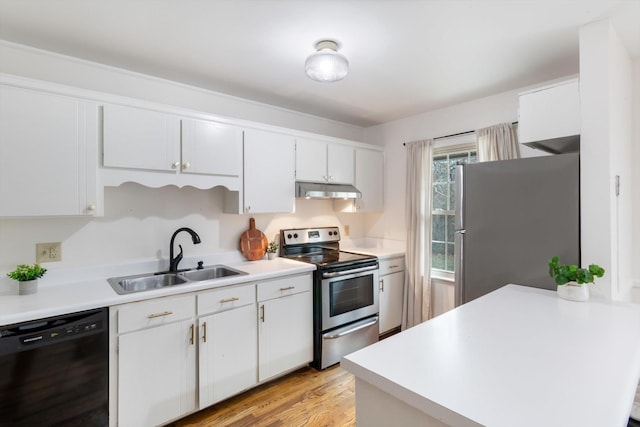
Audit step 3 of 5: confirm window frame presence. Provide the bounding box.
[431,135,476,281]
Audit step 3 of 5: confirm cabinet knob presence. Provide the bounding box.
[171,161,180,169]
[245,205,251,212]
[182,162,190,170]
[328,175,333,181]
[87,204,96,211]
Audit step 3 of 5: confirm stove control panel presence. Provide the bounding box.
[281,227,340,245]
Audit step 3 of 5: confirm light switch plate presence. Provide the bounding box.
[36,242,62,263]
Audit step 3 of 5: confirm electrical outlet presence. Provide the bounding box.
[344,225,350,236]
[36,242,62,263]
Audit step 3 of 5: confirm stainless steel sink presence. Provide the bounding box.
[179,265,246,282]
[108,265,248,295]
[108,273,188,295]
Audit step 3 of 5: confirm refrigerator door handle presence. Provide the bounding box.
[455,164,465,231]
[454,229,465,307]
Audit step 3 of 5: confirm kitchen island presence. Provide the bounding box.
[342,284,640,427]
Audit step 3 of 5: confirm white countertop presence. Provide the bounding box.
[342,284,640,427]
[343,246,405,260]
[0,256,315,326]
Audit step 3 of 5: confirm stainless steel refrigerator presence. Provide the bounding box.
[454,153,580,306]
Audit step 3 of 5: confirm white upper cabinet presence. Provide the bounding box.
[181,118,242,177]
[0,85,100,217]
[354,148,384,212]
[103,103,181,172]
[518,78,580,144]
[296,138,354,184]
[333,147,384,213]
[102,104,243,190]
[242,128,295,214]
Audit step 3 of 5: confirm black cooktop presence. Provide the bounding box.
[284,250,375,268]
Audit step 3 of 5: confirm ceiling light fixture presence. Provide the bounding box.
[305,40,349,83]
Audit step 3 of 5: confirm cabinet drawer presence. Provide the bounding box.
[198,283,256,315]
[117,294,196,334]
[379,257,405,276]
[257,274,312,302]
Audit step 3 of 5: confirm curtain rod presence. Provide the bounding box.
[403,121,518,146]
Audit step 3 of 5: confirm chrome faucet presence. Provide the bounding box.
[169,227,201,272]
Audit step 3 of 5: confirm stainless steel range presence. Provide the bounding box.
[280,227,379,370]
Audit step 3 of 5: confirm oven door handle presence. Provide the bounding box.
[321,265,378,279]
[324,316,379,339]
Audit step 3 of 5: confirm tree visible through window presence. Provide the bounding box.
[432,149,476,272]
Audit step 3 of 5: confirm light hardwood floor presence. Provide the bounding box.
[170,365,355,427]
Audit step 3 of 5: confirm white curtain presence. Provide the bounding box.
[402,139,433,329]
[476,123,521,162]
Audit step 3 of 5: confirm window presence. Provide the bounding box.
[431,146,476,273]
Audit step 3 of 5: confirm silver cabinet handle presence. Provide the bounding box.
[389,265,400,269]
[147,311,173,319]
[260,305,265,322]
[220,297,239,303]
[379,278,384,292]
[280,286,295,291]
[171,161,180,169]
[189,323,194,345]
[182,162,190,170]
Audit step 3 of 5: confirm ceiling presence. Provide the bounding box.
[0,1,638,127]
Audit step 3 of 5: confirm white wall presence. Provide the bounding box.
[0,42,370,276]
[579,19,635,301]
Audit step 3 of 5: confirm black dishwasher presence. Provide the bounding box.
[0,308,109,426]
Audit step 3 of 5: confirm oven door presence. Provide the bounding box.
[321,265,379,331]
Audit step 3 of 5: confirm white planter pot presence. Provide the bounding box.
[267,252,277,260]
[19,279,38,295]
[557,282,589,302]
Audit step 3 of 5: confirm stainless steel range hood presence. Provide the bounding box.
[296,182,362,199]
[522,135,580,155]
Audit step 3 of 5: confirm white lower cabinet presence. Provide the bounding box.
[257,274,313,382]
[379,256,405,335]
[197,283,257,407]
[112,273,313,426]
[116,294,197,427]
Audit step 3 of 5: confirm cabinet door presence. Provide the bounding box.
[518,79,580,143]
[355,148,384,212]
[379,271,404,334]
[243,129,295,214]
[181,119,242,177]
[199,304,258,408]
[0,85,98,216]
[327,143,354,184]
[103,103,180,171]
[258,291,313,382]
[118,320,196,427]
[295,137,327,182]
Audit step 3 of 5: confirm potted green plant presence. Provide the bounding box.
[266,240,278,260]
[7,263,47,295]
[548,256,604,301]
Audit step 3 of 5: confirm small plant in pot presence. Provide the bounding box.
[548,256,604,302]
[266,241,279,260]
[7,263,47,295]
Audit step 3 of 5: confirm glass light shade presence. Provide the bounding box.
[305,50,349,82]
